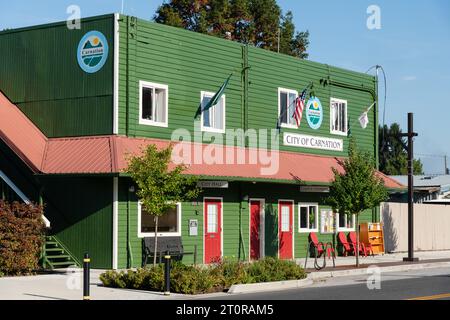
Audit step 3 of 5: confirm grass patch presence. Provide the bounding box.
[100,257,306,295]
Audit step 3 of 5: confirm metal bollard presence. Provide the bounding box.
[164,253,171,296]
[83,253,90,300]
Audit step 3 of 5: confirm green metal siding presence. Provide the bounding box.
[118,178,376,268]
[118,16,243,140]
[118,16,377,158]
[38,177,113,269]
[247,47,377,156]
[0,15,115,137]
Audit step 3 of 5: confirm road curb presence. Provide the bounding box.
[227,262,450,295]
[309,261,450,280]
[228,278,313,294]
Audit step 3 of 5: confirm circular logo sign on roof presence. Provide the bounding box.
[77,31,109,73]
[306,96,323,130]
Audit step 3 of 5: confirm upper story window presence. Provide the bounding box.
[330,98,347,135]
[201,91,226,133]
[298,203,319,233]
[139,81,168,127]
[278,88,298,128]
[138,202,181,238]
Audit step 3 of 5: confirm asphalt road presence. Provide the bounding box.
[194,268,450,300]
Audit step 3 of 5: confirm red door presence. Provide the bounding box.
[204,199,222,264]
[278,201,293,259]
[250,200,262,260]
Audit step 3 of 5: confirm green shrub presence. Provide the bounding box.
[0,201,46,276]
[100,257,306,295]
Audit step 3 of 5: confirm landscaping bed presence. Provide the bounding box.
[100,257,307,295]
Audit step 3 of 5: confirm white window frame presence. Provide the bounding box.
[336,212,356,232]
[298,203,319,233]
[330,98,348,136]
[139,80,169,128]
[137,202,181,238]
[278,88,299,129]
[200,91,226,133]
[320,209,336,234]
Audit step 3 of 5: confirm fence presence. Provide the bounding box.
[381,202,450,252]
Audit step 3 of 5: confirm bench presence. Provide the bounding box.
[142,237,197,267]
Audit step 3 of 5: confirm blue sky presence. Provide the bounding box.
[1,0,449,174]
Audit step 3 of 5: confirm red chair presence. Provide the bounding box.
[309,232,335,259]
[349,232,373,257]
[338,232,355,256]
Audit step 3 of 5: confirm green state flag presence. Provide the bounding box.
[195,73,232,118]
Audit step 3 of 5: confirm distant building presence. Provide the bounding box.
[389,175,450,203]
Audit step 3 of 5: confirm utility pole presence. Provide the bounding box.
[277,28,281,53]
[445,155,449,175]
[401,113,419,262]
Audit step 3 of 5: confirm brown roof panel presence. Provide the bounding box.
[0,92,47,172]
[43,136,113,174]
[0,91,404,189]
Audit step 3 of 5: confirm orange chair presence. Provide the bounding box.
[349,232,373,257]
[309,232,335,259]
[338,232,355,256]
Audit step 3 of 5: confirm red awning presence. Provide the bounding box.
[0,91,404,189]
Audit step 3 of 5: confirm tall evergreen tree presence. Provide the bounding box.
[154,0,310,59]
[379,123,424,175]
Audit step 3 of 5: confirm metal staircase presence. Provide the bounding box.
[41,236,80,270]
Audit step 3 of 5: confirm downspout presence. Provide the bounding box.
[238,182,247,261]
[125,16,130,137]
[374,70,380,222]
[127,182,134,268]
[322,73,379,223]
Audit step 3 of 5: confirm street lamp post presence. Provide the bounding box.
[401,113,419,262]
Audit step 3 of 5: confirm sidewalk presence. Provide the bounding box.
[298,250,450,272]
[1,251,450,300]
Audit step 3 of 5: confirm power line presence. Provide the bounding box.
[415,153,448,159]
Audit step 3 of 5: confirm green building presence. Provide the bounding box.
[0,14,403,269]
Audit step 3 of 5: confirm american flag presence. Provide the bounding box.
[293,88,307,126]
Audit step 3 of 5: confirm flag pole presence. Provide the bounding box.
[276,82,313,131]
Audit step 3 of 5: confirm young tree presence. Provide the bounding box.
[126,144,201,266]
[327,140,388,267]
[154,0,310,59]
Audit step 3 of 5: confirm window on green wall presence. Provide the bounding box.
[337,212,356,231]
[137,202,181,238]
[139,81,168,127]
[320,209,335,234]
[201,91,226,133]
[278,88,298,128]
[330,98,348,136]
[298,203,319,233]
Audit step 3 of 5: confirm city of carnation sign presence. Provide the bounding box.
[283,133,343,152]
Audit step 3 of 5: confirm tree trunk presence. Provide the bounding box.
[355,214,360,267]
[153,216,159,267]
